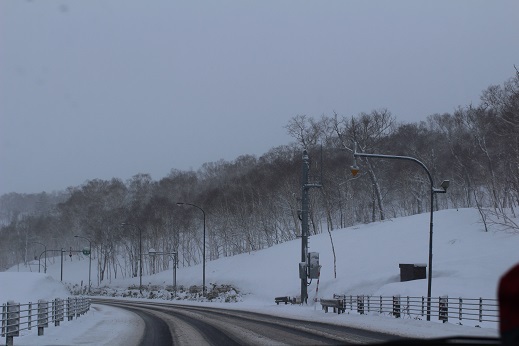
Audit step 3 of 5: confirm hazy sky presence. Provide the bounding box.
[1,1,518,196]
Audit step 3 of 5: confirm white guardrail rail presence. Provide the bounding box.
[1,297,90,346]
[320,294,499,324]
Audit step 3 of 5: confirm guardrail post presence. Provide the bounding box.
[379,296,383,314]
[28,302,32,331]
[439,295,448,323]
[421,296,425,317]
[84,297,89,314]
[80,297,84,315]
[6,301,20,346]
[54,299,61,326]
[52,299,56,326]
[392,295,401,318]
[38,299,48,336]
[357,295,364,315]
[458,298,463,321]
[2,303,5,338]
[58,298,64,323]
[66,298,70,321]
[479,297,483,322]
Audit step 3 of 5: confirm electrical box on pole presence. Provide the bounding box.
[308,252,320,279]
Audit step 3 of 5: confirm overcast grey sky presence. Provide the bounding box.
[1,0,518,196]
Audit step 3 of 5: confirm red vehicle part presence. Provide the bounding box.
[499,263,519,345]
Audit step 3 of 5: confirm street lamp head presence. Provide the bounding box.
[433,180,450,194]
[176,202,184,206]
[350,164,360,177]
[350,149,360,177]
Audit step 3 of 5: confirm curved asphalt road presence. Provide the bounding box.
[110,303,173,345]
[93,298,403,345]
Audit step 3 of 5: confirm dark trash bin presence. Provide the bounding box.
[399,263,426,282]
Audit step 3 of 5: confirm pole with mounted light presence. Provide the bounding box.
[351,141,449,321]
[36,249,63,277]
[148,248,178,297]
[176,202,206,297]
[121,223,143,293]
[74,235,92,294]
[30,241,46,273]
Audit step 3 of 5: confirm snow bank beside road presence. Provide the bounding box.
[0,272,70,302]
[14,304,144,346]
[0,272,144,346]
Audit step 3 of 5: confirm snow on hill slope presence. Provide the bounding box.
[6,208,518,303]
[135,208,517,302]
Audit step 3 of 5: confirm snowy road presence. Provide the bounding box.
[10,297,500,345]
[94,298,402,345]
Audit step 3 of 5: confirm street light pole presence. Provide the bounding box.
[38,250,46,273]
[121,223,143,293]
[351,142,448,321]
[61,248,64,282]
[74,235,92,294]
[38,249,63,275]
[177,202,206,296]
[30,242,46,273]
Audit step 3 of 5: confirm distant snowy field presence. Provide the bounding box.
[2,208,517,344]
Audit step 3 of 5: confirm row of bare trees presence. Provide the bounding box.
[1,70,517,284]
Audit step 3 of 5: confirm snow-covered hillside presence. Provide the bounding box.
[61,208,514,301]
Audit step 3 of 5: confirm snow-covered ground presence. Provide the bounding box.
[2,208,518,344]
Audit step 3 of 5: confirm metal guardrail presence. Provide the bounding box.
[321,295,499,324]
[320,294,347,314]
[1,297,90,346]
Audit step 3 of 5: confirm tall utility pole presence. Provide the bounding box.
[300,150,321,303]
